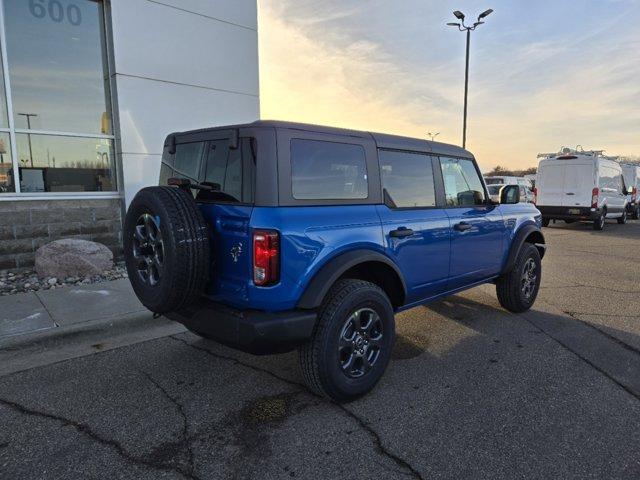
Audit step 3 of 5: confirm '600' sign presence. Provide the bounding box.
[29,0,82,26]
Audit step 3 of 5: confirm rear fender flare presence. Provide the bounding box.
[297,249,406,309]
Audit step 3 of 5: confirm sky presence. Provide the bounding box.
[258,0,640,171]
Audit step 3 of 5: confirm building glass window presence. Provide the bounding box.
[0,0,115,195]
[16,134,114,192]
[0,132,13,192]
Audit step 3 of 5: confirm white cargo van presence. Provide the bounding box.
[621,164,640,219]
[535,148,629,230]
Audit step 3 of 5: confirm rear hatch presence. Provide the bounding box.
[159,133,255,304]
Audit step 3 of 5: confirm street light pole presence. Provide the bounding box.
[447,9,493,149]
[18,112,38,168]
[462,28,470,149]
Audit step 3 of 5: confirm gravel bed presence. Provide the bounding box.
[0,263,128,296]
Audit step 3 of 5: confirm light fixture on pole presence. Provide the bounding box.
[427,132,440,142]
[447,9,493,149]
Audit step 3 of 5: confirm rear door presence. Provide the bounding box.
[536,163,565,206]
[159,131,256,303]
[561,161,595,207]
[376,150,450,302]
[198,136,255,302]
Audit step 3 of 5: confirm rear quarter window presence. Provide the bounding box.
[290,139,368,200]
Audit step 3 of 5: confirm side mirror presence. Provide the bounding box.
[500,185,520,204]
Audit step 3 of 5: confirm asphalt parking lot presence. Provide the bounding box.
[1,219,639,479]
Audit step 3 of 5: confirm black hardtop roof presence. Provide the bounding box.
[168,120,474,159]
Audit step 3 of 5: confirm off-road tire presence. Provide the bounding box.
[496,243,542,313]
[617,210,627,224]
[633,206,640,220]
[124,186,210,314]
[299,279,395,403]
[593,210,606,231]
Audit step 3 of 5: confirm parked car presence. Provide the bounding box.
[524,173,537,190]
[535,148,629,230]
[487,183,533,203]
[124,121,546,402]
[487,184,504,203]
[621,163,640,219]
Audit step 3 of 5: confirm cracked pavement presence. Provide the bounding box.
[1,220,640,479]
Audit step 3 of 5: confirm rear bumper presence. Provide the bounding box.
[537,206,600,221]
[166,299,317,355]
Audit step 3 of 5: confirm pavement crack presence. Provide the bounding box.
[0,396,201,480]
[562,311,640,357]
[519,316,640,402]
[170,335,425,479]
[140,371,198,479]
[336,405,425,479]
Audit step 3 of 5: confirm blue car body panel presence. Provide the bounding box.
[198,200,541,313]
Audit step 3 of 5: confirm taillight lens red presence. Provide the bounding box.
[591,187,599,209]
[633,187,637,202]
[253,230,279,286]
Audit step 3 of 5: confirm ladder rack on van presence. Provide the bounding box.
[537,147,605,159]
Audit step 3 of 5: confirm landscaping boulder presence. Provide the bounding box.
[35,239,114,278]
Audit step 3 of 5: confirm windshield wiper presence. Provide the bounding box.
[168,177,221,192]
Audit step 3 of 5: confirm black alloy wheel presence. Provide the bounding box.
[132,213,165,286]
[338,308,384,378]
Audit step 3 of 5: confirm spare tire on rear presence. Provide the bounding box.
[124,186,210,314]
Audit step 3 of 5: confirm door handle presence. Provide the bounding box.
[454,222,472,232]
[389,227,414,238]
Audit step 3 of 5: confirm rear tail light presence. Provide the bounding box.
[253,230,279,286]
[591,187,599,209]
[532,187,537,205]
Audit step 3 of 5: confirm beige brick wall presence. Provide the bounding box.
[0,199,123,271]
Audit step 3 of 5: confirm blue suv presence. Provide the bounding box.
[124,121,546,402]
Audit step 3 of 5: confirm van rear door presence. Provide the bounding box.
[537,163,565,206]
[561,161,595,207]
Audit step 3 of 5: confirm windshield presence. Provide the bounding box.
[485,178,505,185]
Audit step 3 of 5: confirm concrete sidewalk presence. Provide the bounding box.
[0,278,146,338]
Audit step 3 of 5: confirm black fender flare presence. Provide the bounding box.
[501,224,546,275]
[297,249,407,309]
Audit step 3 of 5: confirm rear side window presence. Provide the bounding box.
[439,157,486,206]
[290,139,368,200]
[379,150,435,208]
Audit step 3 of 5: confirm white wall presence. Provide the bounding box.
[109,0,260,205]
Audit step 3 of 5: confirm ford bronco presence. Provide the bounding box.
[124,121,546,402]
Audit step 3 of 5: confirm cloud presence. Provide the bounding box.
[259,0,640,170]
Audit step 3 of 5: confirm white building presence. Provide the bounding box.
[0,0,260,270]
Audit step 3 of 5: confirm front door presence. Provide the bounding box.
[438,156,505,290]
[377,150,450,303]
